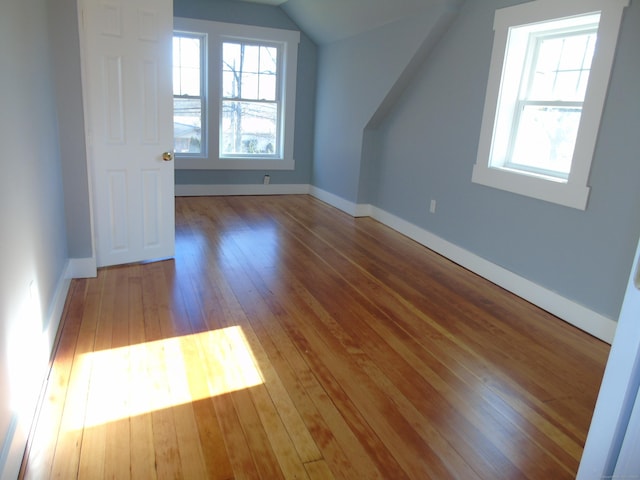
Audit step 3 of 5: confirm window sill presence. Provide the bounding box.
[176,156,295,171]
[472,163,590,210]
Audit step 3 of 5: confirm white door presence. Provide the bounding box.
[79,0,175,267]
[578,235,640,478]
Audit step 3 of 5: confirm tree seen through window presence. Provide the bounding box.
[221,42,280,157]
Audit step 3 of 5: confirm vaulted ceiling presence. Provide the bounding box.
[229,0,452,44]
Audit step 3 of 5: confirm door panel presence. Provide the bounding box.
[142,169,162,247]
[80,0,174,267]
[107,171,129,252]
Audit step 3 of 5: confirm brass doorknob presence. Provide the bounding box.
[162,151,174,162]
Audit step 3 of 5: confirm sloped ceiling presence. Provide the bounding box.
[230,0,450,44]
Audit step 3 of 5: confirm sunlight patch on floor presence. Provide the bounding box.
[67,325,263,430]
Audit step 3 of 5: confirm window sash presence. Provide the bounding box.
[220,99,281,158]
[220,40,282,159]
[505,99,583,180]
[222,41,280,103]
[497,25,597,181]
[173,33,206,156]
[522,28,598,103]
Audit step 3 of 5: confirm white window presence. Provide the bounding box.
[173,18,300,170]
[472,0,628,210]
[173,33,206,156]
[221,41,280,158]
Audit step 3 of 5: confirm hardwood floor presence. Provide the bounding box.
[20,195,609,479]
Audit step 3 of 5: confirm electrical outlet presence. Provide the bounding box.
[429,199,437,214]
[263,174,270,185]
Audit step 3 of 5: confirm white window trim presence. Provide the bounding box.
[472,0,628,210]
[174,17,300,170]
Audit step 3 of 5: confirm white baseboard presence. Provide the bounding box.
[175,183,311,197]
[44,267,72,349]
[65,257,97,279]
[368,206,616,343]
[0,415,20,480]
[0,263,73,480]
[308,186,367,217]
[308,187,616,344]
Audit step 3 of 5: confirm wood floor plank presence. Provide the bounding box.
[156,262,211,480]
[127,268,158,480]
[21,195,610,480]
[76,266,119,479]
[103,268,132,480]
[247,210,494,477]
[174,297,234,479]
[211,270,381,480]
[304,459,336,480]
[185,245,322,474]
[207,222,409,479]
[141,262,184,480]
[49,272,105,480]
[181,203,394,480]
[242,325,322,465]
[278,202,584,476]
[21,280,87,480]
[273,209,580,477]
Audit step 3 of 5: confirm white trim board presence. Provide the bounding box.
[175,184,311,197]
[65,257,97,279]
[0,263,72,480]
[308,186,371,217]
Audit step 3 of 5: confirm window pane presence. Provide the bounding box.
[174,97,202,153]
[529,32,596,102]
[221,101,278,155]
[260,46,277,74]
[174,36,201,96]
[223,71,238,98]
[223,42,241,72]
[173,68,181,96]
[554,71,581,99]
[510,105,582,177]
[259,73,277,101]
[241,72,259,100]
[223,41,279,102]
[558,34,591,70]
[178,68,200,97]
[243,45,260,73]
[179,37,201,69]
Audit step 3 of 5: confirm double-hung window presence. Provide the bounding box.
[173,33,206,155]
[506,24,598,180]
[472,0,628,210]
[221,41,280,158]
[173,18,299,170]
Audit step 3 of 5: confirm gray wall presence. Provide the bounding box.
[312,2,460,203]
[174,0,317,187]
[366,0,640,320]
[50,0,93,259]
[0,0,69,474]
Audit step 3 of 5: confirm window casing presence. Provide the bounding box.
[472,0,628,210]
[173,18,300,170]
